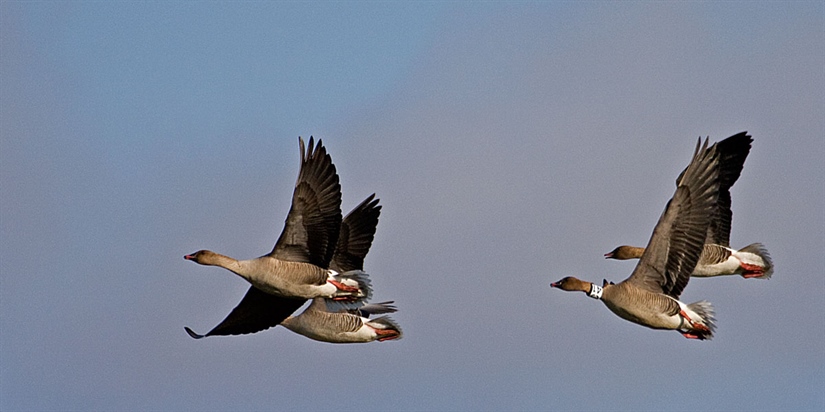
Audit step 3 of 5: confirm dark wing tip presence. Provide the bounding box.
[298,136,306,162]
[362,194,381,214]
[184,326,206,339]
[298,136,324,163]
[354,193,381,212]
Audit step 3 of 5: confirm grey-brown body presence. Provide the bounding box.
[553,136,731,339]
[601,282,682,330]
[188,251,335,297]
[283,195,402,343]
[184,137,372,339]
[606,132,773,279]
[606,242,773,279]
[281,299,402,343]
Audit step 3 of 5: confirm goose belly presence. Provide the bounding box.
[284,322,375,343]
[602,300,681,331]
[692,256,740,277]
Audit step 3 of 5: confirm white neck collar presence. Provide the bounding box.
[588,284,603,299]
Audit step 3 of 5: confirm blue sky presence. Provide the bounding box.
[2,2,823,411]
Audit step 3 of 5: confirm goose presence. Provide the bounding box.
[183,137,371,339]
[281,298,403,343]
[605,132,773,279]
[552,137,728,340]
[281,194,402,343]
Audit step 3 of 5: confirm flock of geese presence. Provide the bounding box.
[184,132,772,343]
[184,137,400,343]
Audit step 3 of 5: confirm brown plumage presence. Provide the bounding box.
[282,195,403,343]
[281,298,402,343]
[552,136,726,339]
[183,137,372,339]
[605,132,773,279]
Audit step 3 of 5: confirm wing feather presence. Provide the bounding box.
[627,138,720,298]
[330,194,381,273]
[706,131,751,245]
[184,287,305,339]
[269,137,342,267]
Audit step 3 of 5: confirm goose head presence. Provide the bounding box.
[604,245,644,260]
[184,250,220,266]
[550,276,590,293]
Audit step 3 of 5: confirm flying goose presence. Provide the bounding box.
[183,137,371,339]
[552,137,728,339]
[281,298,403,343]
[281,194,402,343]
[605,132,773,279]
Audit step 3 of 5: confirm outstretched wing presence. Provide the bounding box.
[184,286,306,339]
[330,194,381,273]
[706,131,751,246]
[269,137,342,268]
[627,138,720,298]
[674,132,751,246]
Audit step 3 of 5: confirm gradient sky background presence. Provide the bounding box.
[2,2,823,411]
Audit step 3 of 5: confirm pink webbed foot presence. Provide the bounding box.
[374,329,400,342]
[679,309,710,332]
[328,279,361,302]
[328,279,359,293]
[377,335,400,342]
[740,262,765,278]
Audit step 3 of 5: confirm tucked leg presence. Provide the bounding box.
[679,309,710,332]
[328,279,359,292]
[740,262,765,278]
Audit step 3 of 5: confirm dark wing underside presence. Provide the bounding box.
[184,286,306,339]
[705,131,751,246]
[330,194,381,273]
[269,136,342,268]
[675,132,752,246]
[627,138,721,298]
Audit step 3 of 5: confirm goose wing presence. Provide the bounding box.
[627,138,720,298]
[674,132,751,246]
[184,287,305,339]
[705,131,751,246]
[269,137,342,268]
[330,194,381,273]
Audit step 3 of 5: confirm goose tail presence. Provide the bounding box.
[683,300,716,340]
[358,301,398,317]
[367,316,403,342]
[327,270,373,310]
[736,243,774,279]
